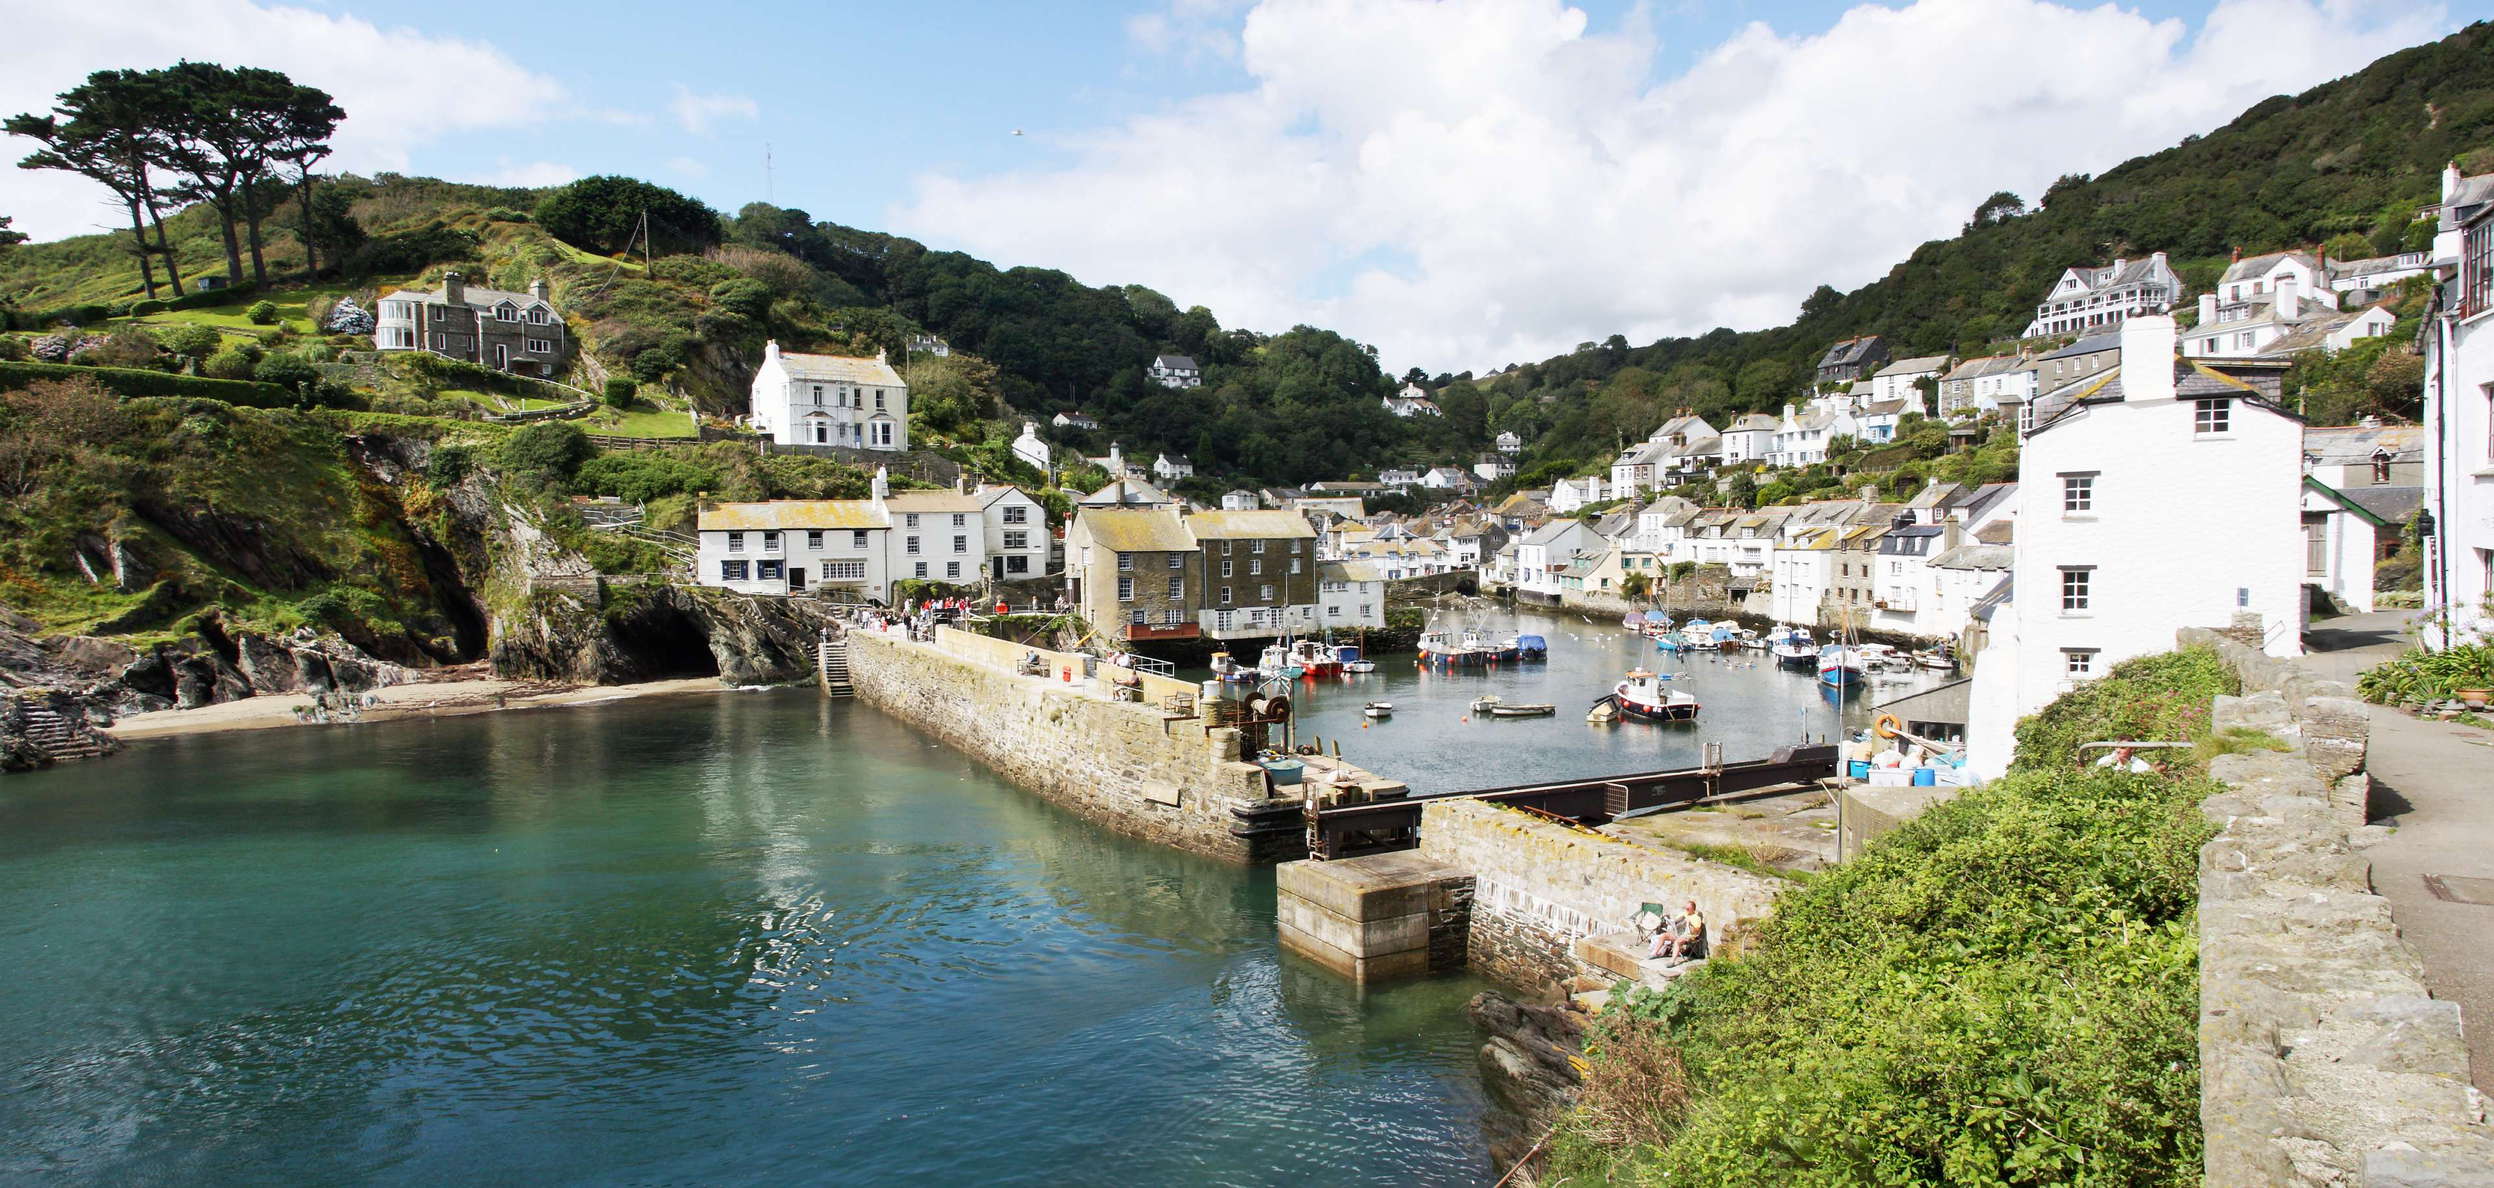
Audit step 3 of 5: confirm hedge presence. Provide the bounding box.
[0,360,295,407]
[2,283,262,331]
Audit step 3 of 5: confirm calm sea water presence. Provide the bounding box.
[1213,608,1942,793]
[0,692,1496,1185]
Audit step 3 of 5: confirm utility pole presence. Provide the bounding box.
[765,142,774,203]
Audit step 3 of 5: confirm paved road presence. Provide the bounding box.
[2305,612,2494,1092]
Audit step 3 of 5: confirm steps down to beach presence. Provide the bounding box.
[817,639,854,698]
[19,704,105,762]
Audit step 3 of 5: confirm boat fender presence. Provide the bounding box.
[1874,713,1904,739]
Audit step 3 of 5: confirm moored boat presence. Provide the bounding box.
[1817,644,1866,693]
[1363,701,1393,718]
[1515,634,1548,661]
[1210,650,1258,683]
[1911,647,1957,671]
[1586,697,1620,724]
[1654,632,1690,654]
[1614,668,1699,722]
[1488,702,1557,718]
[1418,626,1493,668]
[1290,638,1344,678]
[1768,625,1818,671]
[1258,643,1305,680]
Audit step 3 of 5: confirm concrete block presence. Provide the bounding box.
[1275,853,1464,922]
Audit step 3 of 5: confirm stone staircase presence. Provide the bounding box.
[818,638,854,698]
[19,702,106,762]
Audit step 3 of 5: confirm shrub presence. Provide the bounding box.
[576,451,720,503]
[629,345,682,383]
[0,361,292,406]
[245,300,280,326]
[2011,647,2237,771]
[708,277,773,322]
[602,377,636,409]
[73,327,167,370]
[130,299,167,316]
[2358,644,2494,704]
[30,334,73,362]
[425,443,476,487]
[0,336,25,362]
[203,348,257,380]
[252,353,320,392]
[498,421,592,486]
[158,324,222,359]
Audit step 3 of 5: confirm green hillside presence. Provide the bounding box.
[1471,20,2494,474]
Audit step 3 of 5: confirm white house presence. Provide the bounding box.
[2022,251,2180,338]
[2300,477,2416,615]
[1010,421,1050,475]
[2330,251,2433,296]
[1495,430,1523,455]
[1719,413,1777,464]
[1053,410,1099,430]
[1868,356,1947,407]
[1965,316,2304,779]
[1549,475,1607,513]
[1379,469,1423,489]
[1221,489,1260,511]
[2422,163,2494,646]
[1474,453,1517,482]
[1771,403,1858,468]
[2250,304,2400,361]
[748,340,908,450]
[976,483,1051,581]
[1385,382,1442,416]
[1318,560,1387,629]
[1153,453,1194,482]
[908,333,951,357]
[2183,252,2343,359]
[696,471,988,600]
[1149,354,1203,388]
[1513,519,1591,604]
[1938,355,2037,419]
[1421,466,1474,492]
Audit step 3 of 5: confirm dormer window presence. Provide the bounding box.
[496,303,518,322]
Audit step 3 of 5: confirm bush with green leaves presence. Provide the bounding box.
[202,347,258,381]
[424,443,476,488]
[2358,644,2494,704]
[498,421,592,487]
[2011,647,2237,771]
[252,352,319,392]
[245,300,280,326]
[602,377,636,409]
[158,324,222,359]
[0,336,25,362]
[575,451,720,503]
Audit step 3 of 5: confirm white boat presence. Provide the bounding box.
[1363,701,1393,719]
[1345,659,1377,674]
[1613,668,1699,722]
[1856,643,1907,671]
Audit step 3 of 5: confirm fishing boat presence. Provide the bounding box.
[1363,701,1393,719]
[1514,634,1548,661]
[1653,631,1691,654]
[1258,642,1305,680]
[1614,668,1700,722]
[1769,626,1818,671]
[1209,650,1258,683]
[1464,629,1521,663]
[1817,643,1866,693]
[1419,625,1494,668]
[1342,633,1378,673]
[1289,638,1344,678]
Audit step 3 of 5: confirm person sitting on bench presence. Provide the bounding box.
[1649,899,1706,963]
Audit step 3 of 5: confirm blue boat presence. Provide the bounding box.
[1817,644,1866,693]
[1654,631,1690,654]
[1515,634,1547,660]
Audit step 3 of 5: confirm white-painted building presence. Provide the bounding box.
[1549,475,1607,513]
[1868,356,1947,407]
[2422,164,2494,646]
[976,484,1051,581]
[1771,402,1858,468]
[695,471,987,600]
[1474,453,1517,482]
[2183,252,2344,360]
[1938,355,2037,419]
[1966,316,2304,779]
[1317,560,1387,629]
[2330,251,2433,295]
[1152,453,1194,482]
[1053,410,1099,430]
[2022,252,2180,339]
[1149,354,1203,389]
[1719,413,1777,464]
[1010,421,1050,475]
[1495,430,1523,455]
[748,340,908,450]
[1384,382,1442,416]
[1221,489,1260,511]
[1513,519,1592,604]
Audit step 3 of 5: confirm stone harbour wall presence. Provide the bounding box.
[2182,628,2494,1186]
[846,630,1299,863]
[1416,798,1785,995]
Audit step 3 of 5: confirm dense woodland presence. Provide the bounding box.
[3,22,2489,497]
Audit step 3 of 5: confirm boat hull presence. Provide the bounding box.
[1617,698,1699,722]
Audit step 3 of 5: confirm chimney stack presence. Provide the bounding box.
[871,466,890,504]
[2116,315,2178,404]
[2277,273,2299,317]
[2446,161,2465,202]
[528,277,548,302]
[2230,246,2242,263]
[442,271,466,306]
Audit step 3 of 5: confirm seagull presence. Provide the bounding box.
[1011,129,1025,137]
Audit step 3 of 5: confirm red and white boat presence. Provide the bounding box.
[1609,668,1699,723]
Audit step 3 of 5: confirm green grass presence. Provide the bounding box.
[112,285,363,338]
[435,387,569,413]
[582,402,698,438]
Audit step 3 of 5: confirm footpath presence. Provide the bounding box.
[2304,611,2494,1092]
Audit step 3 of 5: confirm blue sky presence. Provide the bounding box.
[0,0,2461,369]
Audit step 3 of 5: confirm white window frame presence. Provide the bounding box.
[2059,566,2092,614]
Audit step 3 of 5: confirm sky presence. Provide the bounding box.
[0,0,2463,373]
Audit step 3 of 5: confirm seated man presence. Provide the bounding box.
[1657,899,1706,965]
[2094,745,2153,774]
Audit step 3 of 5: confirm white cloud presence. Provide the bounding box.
[1126,0,1254,62]
[0,0,566,242]
[897,0,2450,372]
[485,159,580,187]
[664,155,711,180]
[669,84,758,134]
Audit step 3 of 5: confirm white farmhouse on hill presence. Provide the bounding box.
[1148,354,1203,388]
[2022,252,2180,338]
[1010,421,1050,475]
[1966,316,2303,778]
[748,340,908,450]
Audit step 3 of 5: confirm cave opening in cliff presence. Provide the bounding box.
[609,603,719,680]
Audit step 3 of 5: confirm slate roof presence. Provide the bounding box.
[1081,508,1195,552]
[1079,478,1175,507]
[699,500,885,531]
[776,350,904,386]
[1152,354,1200,370]
[1874,355,1950,378]
[1185,510,1317,539]
[1728,413,1779,432]
[2340,485,2422,524]
[1929,544,2013,571]
[2038,332,2123,361]
[1817,336,1884,368]
[1942,355,2027,381]
[383,280,553,313]
[2220,251,2319,285]
[2304,423,2422,464]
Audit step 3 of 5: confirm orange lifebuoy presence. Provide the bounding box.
[1874,713,1904,739]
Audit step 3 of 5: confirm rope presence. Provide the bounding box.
[1491,1122,1559,1188]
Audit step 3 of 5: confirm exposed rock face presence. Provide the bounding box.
[0,607,418,728]
[1469,991,1586,1173]
[488,581,834,685]
[0,687,122,772]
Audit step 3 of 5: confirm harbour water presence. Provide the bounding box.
[1216,607,1950,793]
[0,693,1495,1185]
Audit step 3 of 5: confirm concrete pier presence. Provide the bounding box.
[1275,851,1474,983]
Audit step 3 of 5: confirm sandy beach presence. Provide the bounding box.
[104,676,737,741]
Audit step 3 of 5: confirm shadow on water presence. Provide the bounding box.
[0,691,1496,1186]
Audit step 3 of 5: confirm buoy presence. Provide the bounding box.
[1874,713,1904,739]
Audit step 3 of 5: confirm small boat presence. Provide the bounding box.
[1654,632,1690,654]
[1469,694,1503,714]
[1363,701,1393,719]
[1615,668,1700,722]
[1419,626,1493,668]
[1290,638,1344,678]
[1210,650,1258,683]
[1488,702,1557,718]
[1856,643,1906,672]
[1911,648,1957,671]
[1622,611,1646,630]
[1586,697,1620,724]
[1817,644,1866,693]
[1512,633,1547,660]
[1769,626,1818,671]
[1345,659,1377,674]
[1259,643,1305,681]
